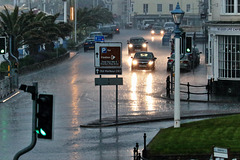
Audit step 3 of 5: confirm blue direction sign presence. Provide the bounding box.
[95,35,105,42]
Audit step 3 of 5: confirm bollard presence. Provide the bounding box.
[142,133,147,158]
[187,82,190,100]
[166,76,170,98]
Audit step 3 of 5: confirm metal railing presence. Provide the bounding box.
[166,75,212,101]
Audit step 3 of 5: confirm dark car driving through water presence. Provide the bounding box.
[131,51,157,71]
[127,37,148,55]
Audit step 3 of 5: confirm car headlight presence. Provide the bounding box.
[132,60,138,65]
[160,30,164,34]
[129,44,133,48]
[142,43,147,48]
[151,30,155,34]
[148,61,154,65]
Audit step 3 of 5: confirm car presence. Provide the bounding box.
[89,31,103,39]
[127,37,148,55]
[167,53,192,72]
[163,22,175,33]
[99,26,114,38]
[111,24,120,34]
[131,51,157,71]
[151,25,164,36]
[83,38,95,52]
[125,22,133,29]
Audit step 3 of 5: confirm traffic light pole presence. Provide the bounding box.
[13,82,38,160]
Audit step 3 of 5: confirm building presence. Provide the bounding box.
[207,0,240,96]
[130,0,203,28]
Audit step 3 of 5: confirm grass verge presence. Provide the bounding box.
[147,114,240,155]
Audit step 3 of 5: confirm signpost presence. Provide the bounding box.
[95,35,105,42]
[94,42,123,123]
[213,146,229,160]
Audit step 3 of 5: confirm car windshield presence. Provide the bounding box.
[134,52,153,59]
[130,38,145,43]
[86,39,94,43]
[100,27,112,31]
[90,32,102,37]
[152,26,162,30]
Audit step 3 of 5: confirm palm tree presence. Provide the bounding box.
[0,6,72,57]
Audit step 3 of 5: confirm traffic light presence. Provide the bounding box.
[186,37,192,53]
[0,37,6,54]
[36,94,53,139]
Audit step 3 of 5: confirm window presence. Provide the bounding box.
[218,36,240,79]
[169,4,173,11]
[186,4,191,12]
[157,4,162,12]
[143,4,148,13]
[226,0,234,13]
[224,0,240,13]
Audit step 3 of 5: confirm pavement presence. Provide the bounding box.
[80,96,240,128]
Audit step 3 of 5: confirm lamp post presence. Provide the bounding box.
[171,2,184,128]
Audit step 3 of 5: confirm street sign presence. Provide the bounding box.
[94,42,122,75]
[213,147,228,159]
[95,78,123,86]
[95,35,104,42]
[95,68,122,75]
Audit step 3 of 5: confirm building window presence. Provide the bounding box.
[218,36,240,79]
[143,4,148,13]
[226,0,234,13]
[224,0,240,13]
[186,4,191,12]
[169,4,173,11]
[157,4,162,12]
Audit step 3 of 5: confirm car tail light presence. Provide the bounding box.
[183,61,189,64]
[168,59,173,62]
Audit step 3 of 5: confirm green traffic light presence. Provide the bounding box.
[0,49,4,54]
[40,128,47,136]
[186,48,191,52]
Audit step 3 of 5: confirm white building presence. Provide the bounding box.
[207,0,240,96]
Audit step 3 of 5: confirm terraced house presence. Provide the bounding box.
[129,0,203,27]
[207,0,240,96]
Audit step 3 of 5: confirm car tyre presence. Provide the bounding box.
[84,48,87,52]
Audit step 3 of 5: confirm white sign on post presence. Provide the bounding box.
[94,42,122,74]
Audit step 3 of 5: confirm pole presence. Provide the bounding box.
[13,82,38,160]
[63,0,67,23]
[116,75,118,123]
[174,24,181,128]
[99,75,102,122]
[74,0,77,43]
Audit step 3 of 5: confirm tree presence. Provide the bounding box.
[76,6,113,40]
[0,6,72,57]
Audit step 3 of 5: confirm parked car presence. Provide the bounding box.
[127,37,148,55]
[131,52,157,71]
[99,26,114,38]
[83,38,95,52]
[151,25,164,36]
[89,31,103,39]
[125,22,133,29]
[167,53,192,71]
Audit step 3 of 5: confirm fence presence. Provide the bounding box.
[0,75,18,100]
[166,75,212,101]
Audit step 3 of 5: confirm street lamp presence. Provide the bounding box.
[171,2,184,128]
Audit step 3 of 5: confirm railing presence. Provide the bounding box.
[166,75,213,101]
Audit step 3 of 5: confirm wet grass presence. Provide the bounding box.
[147,114,240,155]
